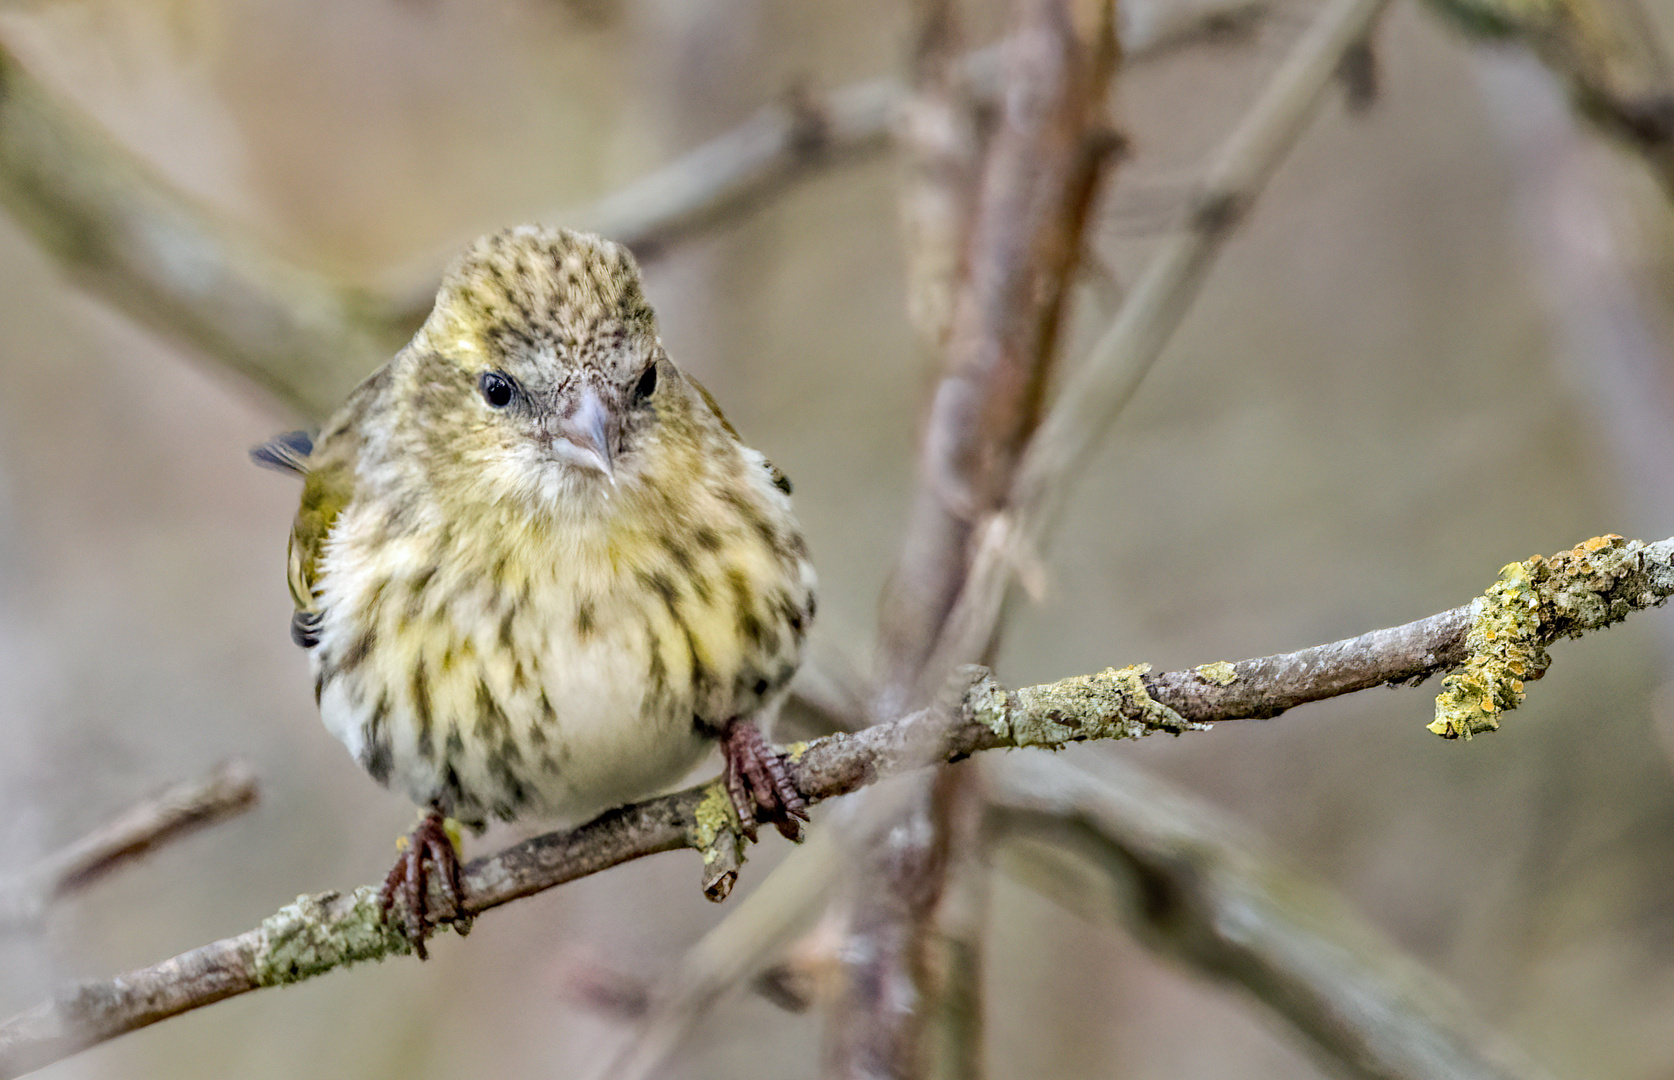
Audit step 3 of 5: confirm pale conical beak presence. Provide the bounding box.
[552,386,617,482]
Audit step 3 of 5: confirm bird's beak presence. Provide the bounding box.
[552,386,617,483]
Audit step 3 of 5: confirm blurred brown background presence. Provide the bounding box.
[2,0,1674,1076]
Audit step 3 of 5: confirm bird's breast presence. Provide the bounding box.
[309,479,812,828]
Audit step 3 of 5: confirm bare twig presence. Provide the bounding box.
[0,761,259,931]
[0,43,403,419]
[5,531,1673,1076]
[990,753,1553,1080]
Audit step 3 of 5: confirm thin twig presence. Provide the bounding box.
[990,753,1553,1080]
[7,531,1667,1078]
[0,761,259,931]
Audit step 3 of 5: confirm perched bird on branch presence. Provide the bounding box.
[255,226,815,956]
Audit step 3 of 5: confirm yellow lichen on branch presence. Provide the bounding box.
[1430,561,1547,739]
[1431,535,1672,739]
[1194,661,1239,686]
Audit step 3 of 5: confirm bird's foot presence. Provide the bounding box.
[379,809,464,960]
[721,719,809,843]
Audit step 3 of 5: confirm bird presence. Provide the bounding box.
[254,225,815,957]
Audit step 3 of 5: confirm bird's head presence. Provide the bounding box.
[386,226,723,523]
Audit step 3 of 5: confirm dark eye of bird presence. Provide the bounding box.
[479,371,516,409]
[632,363,658,404]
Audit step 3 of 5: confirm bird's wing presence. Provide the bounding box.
[686,370,791,494]
[259,372,387,650]
[287,448,356,648]
[687,371,742,440]
[249,430,314,475]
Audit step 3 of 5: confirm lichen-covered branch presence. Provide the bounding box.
[8,532,1668,1076]
[1431,534,1674,737]
[0,761,258,931]
[990,753,1553,1080]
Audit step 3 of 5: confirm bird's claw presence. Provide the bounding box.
[378,809,463,960]
[722,719,809,843]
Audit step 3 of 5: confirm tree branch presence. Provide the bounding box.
[923,0,1397,703]
[5,531,1669,1077]
[0,761,259,932]
[990,753,1553,1080]
[847,0,1122,1071]
[0,43,404,419]
[1422,0,1674,199]
[875,0,1120,714]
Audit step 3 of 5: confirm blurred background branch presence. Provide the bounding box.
[0,41,399,418]
[990,753,1552,1080]
[0,0,1274,427]
[0,760,256,932]
[1422,0,1674,196]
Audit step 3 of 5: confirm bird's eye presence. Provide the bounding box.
[479,371,516,409]
[632,363,658,405]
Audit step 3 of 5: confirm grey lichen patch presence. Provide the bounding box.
[1012,664,1200,748]
[1537,535,1669,635]
[1194,661,1239,686]
[1432,535,1671,739]
[254,887,411,985]
[962,670,1013,738]
[692,781,745,902]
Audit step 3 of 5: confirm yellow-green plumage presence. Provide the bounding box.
[267,226,815,833]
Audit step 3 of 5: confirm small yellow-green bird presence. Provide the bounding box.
[255,226,815,956]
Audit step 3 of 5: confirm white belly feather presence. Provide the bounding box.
[310,498,757,830]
